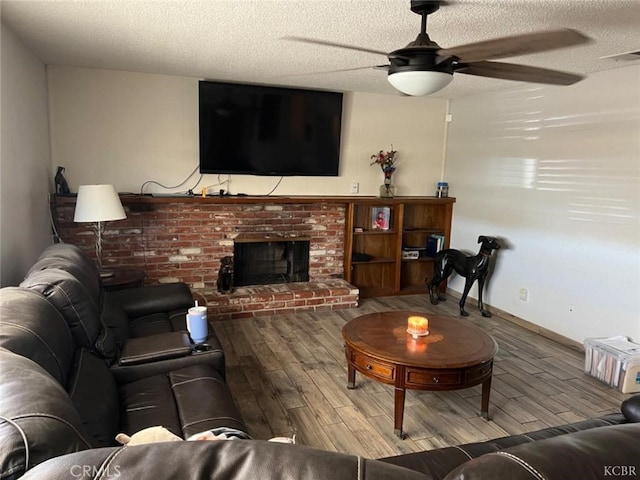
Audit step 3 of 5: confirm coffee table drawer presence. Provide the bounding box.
[405,368,462,387]
[351,352,395,381]
[464,361,493,383]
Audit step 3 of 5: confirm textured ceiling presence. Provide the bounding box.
[2,0,639,99]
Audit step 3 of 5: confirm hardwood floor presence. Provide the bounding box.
[212,294,630,458]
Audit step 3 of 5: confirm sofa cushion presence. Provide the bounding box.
[118,374,183,438]
[118,365,246,440]
[128,312,173,337]
[20,268,100,347]
[128,309,189,338]
[169,365,246,438]
[100,296,131,347]
[0,287,75,385]
[67,348,120,447]
[0,349,93,478]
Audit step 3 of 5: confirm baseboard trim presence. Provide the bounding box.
[446,289,584,352]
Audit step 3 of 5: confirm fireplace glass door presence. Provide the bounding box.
[233,240,310,287]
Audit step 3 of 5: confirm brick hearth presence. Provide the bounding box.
[194,279,358,321]
[53,196,359,317]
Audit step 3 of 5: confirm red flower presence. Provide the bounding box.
[370,146,397,176]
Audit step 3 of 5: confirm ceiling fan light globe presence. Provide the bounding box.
[388,71,453,96]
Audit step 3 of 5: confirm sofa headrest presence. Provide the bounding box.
[18,440,429,480]
[0,287,75,385]
[0,349,92,478]
[442,423,640,480]
[35,243,101,288]
[27,256,101,307]
[20,269,101,349]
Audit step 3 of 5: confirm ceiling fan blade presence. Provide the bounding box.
[283,36,389,57]
[281,65,389,77]
[440,29,591,63]
[456,61,584,86]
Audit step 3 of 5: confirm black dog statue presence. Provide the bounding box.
[54,166,71,195]
[427,235,501,317]
[216,256,234,294]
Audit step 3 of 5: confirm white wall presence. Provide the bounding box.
[0,24,52,286]
[445,65,640,343]
[47,66,448,197]
[21,60,640,344]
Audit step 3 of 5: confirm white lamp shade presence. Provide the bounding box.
[74,184,126,222]
[388,71,453,96]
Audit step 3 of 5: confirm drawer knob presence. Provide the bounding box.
[433,376,440,383]
[366,364,373,370]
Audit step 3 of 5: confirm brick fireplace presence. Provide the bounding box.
[53,196,358,319]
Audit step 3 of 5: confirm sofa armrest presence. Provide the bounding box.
[119,332,192,366]
[622,394,640,422]
[106,283,194,318]
[111,338,226,384]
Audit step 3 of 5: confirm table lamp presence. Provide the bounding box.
[73,184,126,277]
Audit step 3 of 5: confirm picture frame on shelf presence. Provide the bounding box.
[371,207,391,231]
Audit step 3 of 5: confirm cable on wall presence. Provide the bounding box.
[265,176,284,196]
[200,174,231,196]
[139,164,200,195]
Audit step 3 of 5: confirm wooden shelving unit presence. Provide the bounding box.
[344,197,455,298]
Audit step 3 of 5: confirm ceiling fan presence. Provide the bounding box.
[285,0,592,96]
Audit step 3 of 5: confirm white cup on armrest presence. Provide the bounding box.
[187,306,208,344]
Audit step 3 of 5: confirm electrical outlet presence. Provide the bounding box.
[350,182,359,194]
[568,304,576,315]
[518,288,528,302]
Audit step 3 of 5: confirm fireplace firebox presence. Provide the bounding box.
[233,238,310,287]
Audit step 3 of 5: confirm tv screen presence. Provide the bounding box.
[199,81,343,176]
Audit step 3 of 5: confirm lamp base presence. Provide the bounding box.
[100,270,115,279]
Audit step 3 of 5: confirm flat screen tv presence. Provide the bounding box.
[199,80,343,176]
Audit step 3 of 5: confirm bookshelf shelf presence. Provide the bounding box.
[344,197,455,298]
[401,257,435,263]
[352,257,396,265]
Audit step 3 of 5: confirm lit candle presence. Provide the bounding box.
[407,316,429,338]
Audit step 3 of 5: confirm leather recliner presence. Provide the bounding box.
[19,243,226,378]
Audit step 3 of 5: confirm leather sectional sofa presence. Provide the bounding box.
[1,244,639,479]
[1,244,247,478]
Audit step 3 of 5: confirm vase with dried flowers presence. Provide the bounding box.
[370,146,398,198]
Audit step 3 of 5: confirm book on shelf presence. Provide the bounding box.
[425,234,446,257]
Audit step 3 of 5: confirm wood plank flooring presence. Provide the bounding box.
[212,294,631,458]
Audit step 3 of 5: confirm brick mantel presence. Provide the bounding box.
[53,195,347,290]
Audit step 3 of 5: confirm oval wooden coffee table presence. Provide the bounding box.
[342,311,498,439]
